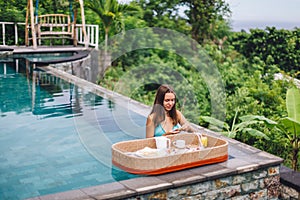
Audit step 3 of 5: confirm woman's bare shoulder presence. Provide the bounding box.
[148,113,154,120]
[176,110,183,117]
[146,113,154,124]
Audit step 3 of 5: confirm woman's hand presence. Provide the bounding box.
[163,129,180,136]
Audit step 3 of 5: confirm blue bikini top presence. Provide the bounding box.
[154,123,181,137]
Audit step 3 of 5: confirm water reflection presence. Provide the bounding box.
[0,58,110,119]
[0,55,146,200]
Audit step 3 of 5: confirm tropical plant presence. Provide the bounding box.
[85,0,140,52]
[244,88,300,171]
[273,87,300,171]
[200,109,271,140]
[202,87,300,171]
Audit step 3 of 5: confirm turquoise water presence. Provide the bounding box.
[0,58,144,200]
[12,52,75,62]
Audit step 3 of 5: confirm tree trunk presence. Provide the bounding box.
[104,28,110,68]
[104,28,109,55]
[292,140,299,171]
[99,28,111,79]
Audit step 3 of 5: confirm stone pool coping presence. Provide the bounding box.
[25,65,284,200]
[8,46,91,66]
[280,166,300,192]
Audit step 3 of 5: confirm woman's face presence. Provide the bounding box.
[163,92,175,111]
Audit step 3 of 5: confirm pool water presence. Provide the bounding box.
[12,52,75,62]
[0,59,145,200]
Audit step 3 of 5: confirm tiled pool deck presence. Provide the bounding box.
[25,64,283,200]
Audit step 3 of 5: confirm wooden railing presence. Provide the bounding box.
[37,14,73,39]
[0,22,20,46]
[0,21,99,49]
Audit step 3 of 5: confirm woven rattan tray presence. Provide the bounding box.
[112,133,228,175]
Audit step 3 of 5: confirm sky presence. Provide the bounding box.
[225,0,300,31]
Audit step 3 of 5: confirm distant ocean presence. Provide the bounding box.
[230,20,299,32]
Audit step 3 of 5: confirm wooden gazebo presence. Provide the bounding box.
[25,0,87,49]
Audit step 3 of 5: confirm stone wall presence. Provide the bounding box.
[280,184,299,200]
[280,166,300,200]
[125,166,283,200]
[49,50,105,83]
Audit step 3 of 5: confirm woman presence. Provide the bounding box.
[146,84,194,138]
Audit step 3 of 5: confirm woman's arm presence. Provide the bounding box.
[177,110,196,132]
[146,115,155,138]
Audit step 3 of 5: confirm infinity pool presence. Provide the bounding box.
[0,57,145,200]
[12,52,74,62]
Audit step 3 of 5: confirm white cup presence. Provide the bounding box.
[155,137,171,149]
[173,140,186,149]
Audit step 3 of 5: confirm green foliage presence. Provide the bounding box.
[85,0,141,53]
[228,27,300,75]
[256,88,300,171]
[137,0,190,34]
[85,0,141,33]
[0,0,27,45]
[136,0,231,44]
[38,0,73,15]
[279,88,300,170]
[201,111,270,140]
[286,88,300,122]
[0,0,27,22]
[201,88,300,171]
[100,49,204,123]
[182,0,231,44]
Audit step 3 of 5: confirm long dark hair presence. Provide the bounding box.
[150,84,178,127]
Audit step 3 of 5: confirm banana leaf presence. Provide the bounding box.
[201,116,230,131]
[243,128,270,140]
[279,117,300,138]
[234,120,263,130]
[286,88,300,122]
[240,115,277,125]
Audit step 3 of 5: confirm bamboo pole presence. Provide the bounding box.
[14,23,18,45]
[2,24,5,45]
[73,5,78,46]
[29,0,37,49]
[25,0,30,46]
[78,0,88,48]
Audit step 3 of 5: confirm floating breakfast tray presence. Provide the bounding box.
[112,133,228,175]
